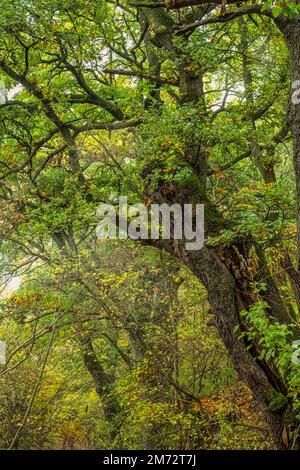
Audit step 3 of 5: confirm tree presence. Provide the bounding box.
[0,0,300,449]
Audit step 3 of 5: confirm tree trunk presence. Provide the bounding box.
[170,239,300,449]
[140,4,300,449]
[282,18,300,270]
[80,336,120,443]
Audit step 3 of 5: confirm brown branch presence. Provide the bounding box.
[72,118,141,134]
[130,0,244,8]
[174,5,273,35]
[103,68,179,86]
[208,149,252,176]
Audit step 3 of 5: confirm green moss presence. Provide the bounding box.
[269,391,288,413]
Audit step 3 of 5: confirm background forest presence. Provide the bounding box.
[0,0,300,450]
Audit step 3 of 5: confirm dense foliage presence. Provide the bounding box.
[0,0,300,450]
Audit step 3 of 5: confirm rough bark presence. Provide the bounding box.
[176,242,295,449]
[139,4,300,449]
[80,335,120,442]
[281,18,300,270]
